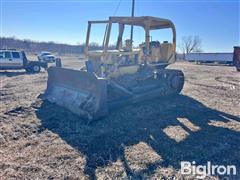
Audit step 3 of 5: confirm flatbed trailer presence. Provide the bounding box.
[186,53,233,65]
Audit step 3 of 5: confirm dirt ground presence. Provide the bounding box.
[0,56,240,179]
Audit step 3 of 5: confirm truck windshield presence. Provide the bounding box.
[42,53,51,56]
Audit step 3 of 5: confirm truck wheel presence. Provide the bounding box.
[32,64,41,73]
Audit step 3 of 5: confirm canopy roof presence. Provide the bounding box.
[86,16,176,53]
[89,16,175,30]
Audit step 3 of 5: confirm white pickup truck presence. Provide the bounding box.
[0,49,47,73]
[37,51,56,63]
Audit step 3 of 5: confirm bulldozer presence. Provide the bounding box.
[44,16,184,120]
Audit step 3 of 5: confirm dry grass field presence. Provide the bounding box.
[0,54,240,179]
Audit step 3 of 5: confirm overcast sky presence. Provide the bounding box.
[1,0,239,52]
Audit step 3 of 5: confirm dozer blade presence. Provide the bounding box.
[44,67,108,120]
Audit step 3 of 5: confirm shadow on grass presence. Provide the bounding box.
[0,71,45,77]
[35,95,240,179]
[0,71,27,77]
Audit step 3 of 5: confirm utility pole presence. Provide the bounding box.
[130,0,135,48]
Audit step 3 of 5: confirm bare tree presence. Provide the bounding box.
[179,36,202,59]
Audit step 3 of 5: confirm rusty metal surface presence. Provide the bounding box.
[45,67,108,120]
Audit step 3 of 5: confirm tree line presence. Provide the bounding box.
[0,37,102,54]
